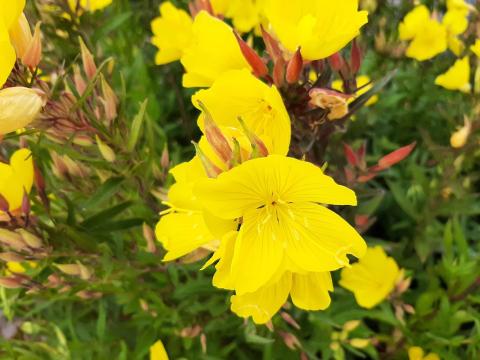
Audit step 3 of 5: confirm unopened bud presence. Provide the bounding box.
[273,57,286,88]
[0,229,28,251]
[76,261,93,280]
[329,52,344,71]
[16,229,43,249]
[22,22,42,69]
[237,117,268,158]
[0,252,25,262]
[143,223,157,254]
[279,331,302,350]
[161,144,170,169]
[280,312,301,330]
[100,75,117,122]
[9,13,33,59]
[55,263,81,276]
[0,87,46,135]
[73,134,93,146]
[198,101,233,164]
[192,142,222,178]
[350,338,370,349]
[73,65,87,95]
[79,37,97,80]
[21,190,30,217]
[261,26,282,62]
[450,117,472,149]
[286,48,303,84]
[95,135,116,162]
[350,40,362,74]
[233,31,268,78]
[0,276,23,289]
[0,194,9,212]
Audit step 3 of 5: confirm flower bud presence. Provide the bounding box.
[0,87,46,135]
[73,65,87,95]
[0,229,28,251]
[16,229,43,249]
[100,75,117,122]
[233,31,268,79]
[0,276,24,289]
[79,37,97,80]
[55,263,81,276]
[329,52,344,71]
[9,13,33,59]
[143,223,157,254]
[21,22,42,69]
[350,40,362,74]
[450,118,472,149]
[77,261,93,280]
[160,144,170,170]
[261,26,282,62]
[198,102,233,164]
[0,252,25,262]
[192,142,222,178]
[95,135,116,163]
[286,48,303,84]
[237,117,269,158]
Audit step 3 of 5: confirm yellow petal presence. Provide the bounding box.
[150,2,193,65]
[264,0,368,61]
[150,340,169,360]
[290,272,333,310]
[155,212,215,261]
[435,57,471,93]
[0,149,33,212]
[398,5,430,40]
[405,20,447,61]
[180,11,251,88]
[1,0,26,30]
[230,208,285,294]
[339,246,400,309]
[0,23,16,87]
[284,203,366,272]
[408,346,425,360]
[230,272,291,324]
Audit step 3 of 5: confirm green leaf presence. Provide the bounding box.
[80,177,124,211]
[80,201,133,229]
[128,99,149,152]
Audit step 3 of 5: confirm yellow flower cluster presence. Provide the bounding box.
[150,1,408,324]
[399,2,479,94]
[151,1,368,86]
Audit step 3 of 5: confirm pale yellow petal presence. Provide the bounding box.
[290,272,333,310]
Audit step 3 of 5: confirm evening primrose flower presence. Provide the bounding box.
[150,339,169,360]
[0,87,46,135]
[0,149,34,212]
[339,246,400,309]
[195,155,366,295]
[151,2,193,65]
[399,6,447,61]
[408,346,440,360]
[192,69,291,155]
[435,57,471,93]
[181,11,251,87]
[264,0,368,61]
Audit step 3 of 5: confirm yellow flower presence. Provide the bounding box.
[264,0,368,61]
[408,346,440,360]
[0,87,46,135]
[447,0,474,13]
[150,339,169,360]
[155,157,234,261]
[399,6,447,61]
[195,155,366,295]
[0,149,34,212]
[443,9,468,55]
[435,57,471,93]
[0,0,25,87]
[332,75,378,106]
[192,69,291,155]
[181,11,251,88]
[151,2,193,65]
[471,39,480,58]
[68,0,112,12]
[339,246,400,309]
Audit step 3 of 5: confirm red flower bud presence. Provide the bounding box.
[350,40,362,74]
[286,48,303,84]
[377,142,416,170]
[233,31,268,79]
[261,26,282,62]
[328,52,344,71]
